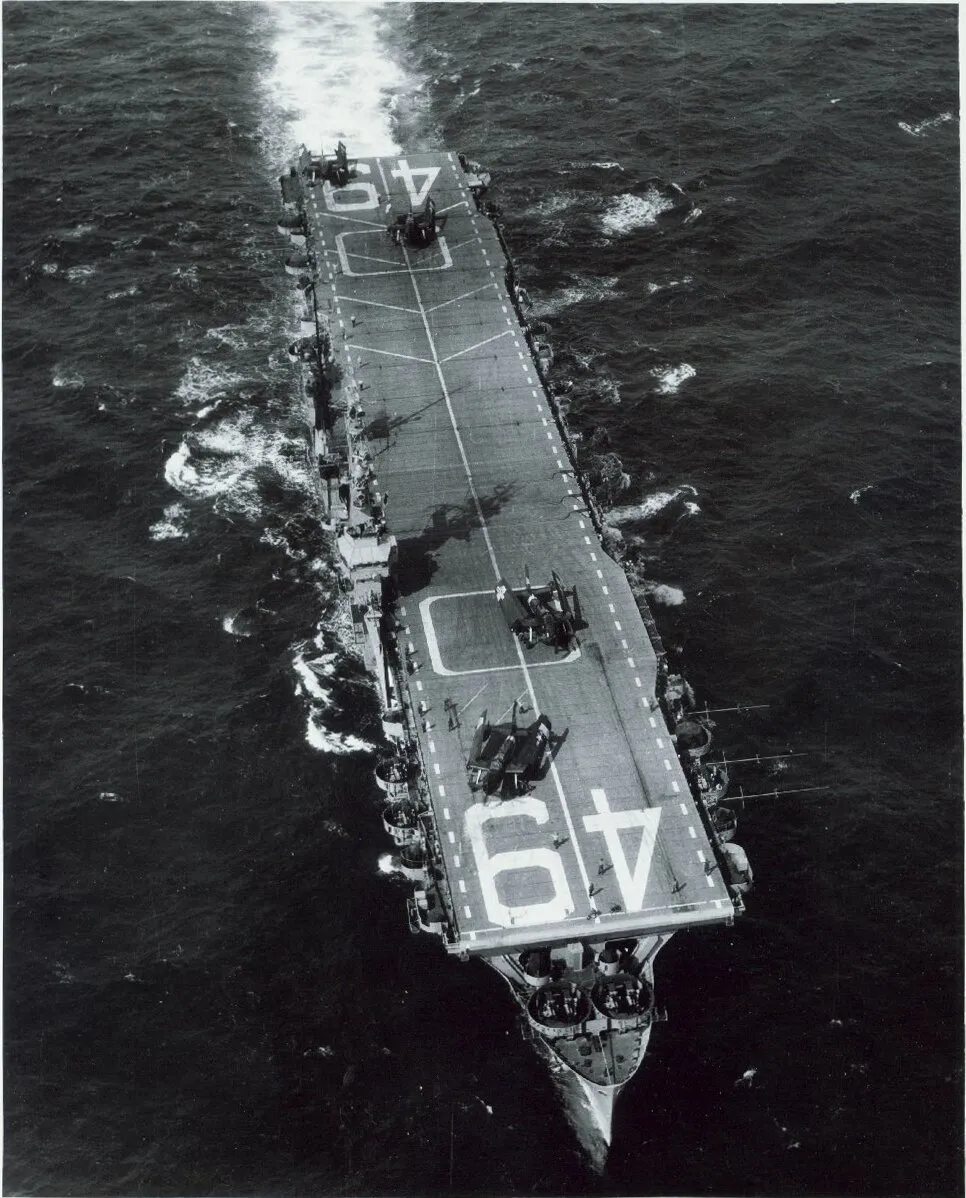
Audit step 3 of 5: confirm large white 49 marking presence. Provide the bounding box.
[584,788,662,910]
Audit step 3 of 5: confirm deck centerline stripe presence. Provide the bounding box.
[375,155,592,900]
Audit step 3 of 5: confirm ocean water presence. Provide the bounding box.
[4,4,960,1196]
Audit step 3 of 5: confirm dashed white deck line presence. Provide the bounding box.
[596,569,603,579]
[590,552,597,562]
[627,657,635,668]
[532,389,539,398]
[648,715,656,727]
[584,535,591,545]
[399,606,407,616]
[434,763,442,776]
[428,740,436,753]
[438,785,446,796]
[447,830,456,844]
[453,853,460,867]
[459,879,467,893]
[656,737,664,748]
[542,417,548,426]
[415,680,423,691]
[443,807,451,820]
[671,780,681,793]
[679,802,689,814]
[706,875,716,888]
[633,675,641,687]
[688,826,697,839]
[663,758,672,771]
[608,604,615,613]
[615,620,622,631]
[602,585,609,595]
[696,850,706,863]
[464,904,473,918]
[501,304,508,314]
[578,519,586,530]
[621,638,628,649]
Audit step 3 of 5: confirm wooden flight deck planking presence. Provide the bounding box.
[304,152,736,955]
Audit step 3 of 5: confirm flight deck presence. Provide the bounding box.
[302,152,736,956]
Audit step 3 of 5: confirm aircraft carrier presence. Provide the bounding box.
[278,144,752,1151]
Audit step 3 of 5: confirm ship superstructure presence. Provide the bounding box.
[278,143,751,1148]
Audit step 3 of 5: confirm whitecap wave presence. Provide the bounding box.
[260,1,411,156]
[65,264,97,282]
[646,275,693,295]
[305,711,374,755]
[107,283,139,300]
[164,414,309,520]
[649,584,686,606]
[609,485,700,524]
[530,274,619,317]
[52,368,85,389]
[149,502,190,541]
[600,187,676,235]
[898,111,953,137]
[650,362,696,394]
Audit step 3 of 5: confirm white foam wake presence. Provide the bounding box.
[260,2,410,158]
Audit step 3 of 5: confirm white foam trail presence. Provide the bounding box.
[646,275,693,295]
[850,484,874,504]
[261,2,409,157]
[650,362,696,394]
[292,650,335,705]
[65,264,97,282]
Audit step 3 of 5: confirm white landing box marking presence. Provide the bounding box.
[335,230,453,277]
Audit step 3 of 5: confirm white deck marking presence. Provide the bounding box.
[542,417,548,426]
[453,854,460,867]
[376,153,593,899]
[426,282,498,312]
[596,570,603,579]
[608,604,615,613]
[671,780,680,793]
[448,830,456,843]
[590,552,597,562]
[621,639,628,649]
[341,294,418,315]
[615,621,623,632]
[584,536,591,545]
[584,788,662,911]
[464,905,473,917]
[627,657,635,668]
[602,586,609,595]
[438,785,446,796]
[679,803,688,814]
[663,759,672,771]
[648,715,655,727]
[350,343,433,364]
[706,875,716,888]
[656,736,664,748]
[415,680,423,691]
[459,879,467,893]
[434,763,442,775]
[688,826,696,839]
[441,329,513,363]
[634,675,641,686]
[443,808,451,820]
[696,850,706,863]
[464,797,575,926]
[428,740,436,753]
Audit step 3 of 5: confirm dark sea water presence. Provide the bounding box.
[3,4,960,1196]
